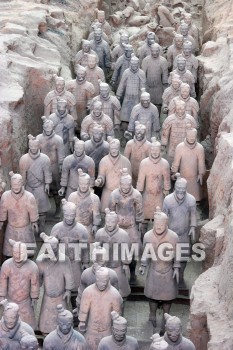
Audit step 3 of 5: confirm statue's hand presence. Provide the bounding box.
[63,290,71,304]
[45,184,50,195]
[58,187,66,197]
[70,141,74,153]
[197,174,203,185]
[189,227,196,241]
[31,299,37,308]
[124,131,132,140]
[139,265,146,275]
[78,321,86,333]
[82,263,89,270]
[31,222,39,233]
[95,178,102,187]
[92,225,98,236]
[173,267,179,284]
[0,222,4,230]
[163,189,170,196]
[122,264,130,280]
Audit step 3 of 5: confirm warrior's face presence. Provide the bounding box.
[130,62,139,73]
[57,102,67,116]
[120,35,129,46]
[4,310,19,329]
[78,177,90,193]
[88,56,97,69]
[154,217,167,235]
[93,129,103,143]
[29,140,40,155]
[186,129,197,144]
[74,142,85,157]
[83,43,91,53]
[76,70,86,83]
[180,85,190,99]
[135,127,146,141]
[120,178,132,194]
[13,243,27,263]
[55,79,65,93]
[141,96,150,108]
[175,102,186,118]
[184,14,192,26]
[92,103,102,118]
[58,317,73,335]
[150,144,161,159]
[166,322,181,343]
[175,183,187,200]
[63,210,76,226]
[124,46,133,59]
[147,34,155,46]
[151,45,160,58]
[112,324,127,342]
[94,29,102,42]
[98,12,105,23]
[109,143,120,158]
[43,122,54,136]
[175,36,184,49]
[171,78,181,90]
[96,271,109,291]
[105,215,118,232]
[180,25,189,37]
[183,43,192,57]
[100,86,110,99]
[11,179,23,194]
[177,58,186,71]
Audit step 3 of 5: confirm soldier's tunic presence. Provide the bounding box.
[0,258,39,329]
[162,85,181,110]
[43,327,87,350]
[98,335,139,350]
[90,39,111,73]
[19,152,52,213]
[171,140,206,201]
[0,189,38,256]
[167,44,183,70]
[128,103,160,141]
[48,111,75,156]
[163,333,196,350]
[111,55,131,87]
[37,254,75,334]
[86,66,105,97]
[68,190,101,243]
[111,44,125,64]
[79,283,122,349]
[37,131,65,191]
[85,139,109,177]
[169,69,196,98]
[161,113,197,163]
[81,112,114,141]
[137,156,171,219]
[44,89,76,120]
[0,317,34,349]
[91,94,121,127]
[173,53,199,82]
[90,20,112,37]
[142,55,169,105]
[141,228,179,300]
[117,68,146,123]
[168,95,199,122]
[97,154,132,212]
[75,49,99,67]
[51,221,89,290]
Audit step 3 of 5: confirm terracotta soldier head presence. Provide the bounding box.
[56,99,68,117]
[95,266,110,291]
[175,100,186,118]
[92,100,103,120]
[111,311,127,343]
[164,313,182,344]
[119,168,132,195]
[0,299,20,330]
[140,88,151,108]
[180,82,190,99]
[135,121,147,141]
[87,54,98,69]
[150,43,161,59]
[130,55,139,73]
[150,137,161,160]
[9,171,23,195]
[99,81,110,100]
[174,34,184,49]
[122,43,134,59]
[96,9,106,24]
[61,199,76,227]
[107,137,120,158]
[180,22,189,37]
[183,13,192,26]
[20,334,39,350]
[105,208,118,232]
[91,123,104,143]
[76,65,87,84]
[28,135,40,155]
[185,124,197,145]
[120,32,129,46]
[82,39,92,53]
[150,333,169,350]
[153,207,168,236]
[40,232,59,257]
[77,169,90,194]
[41,116,55,137]
[93,26,103,43]
[91,242,108,272]
[73,137,85,157]
[174,173,187,201]
[55,76,65,94]
[171,74,182,91]
[56,304,74,335]
[147,32,156,46]
[9,239,28,264]
[176,56,186,72]
[183,40,193,57]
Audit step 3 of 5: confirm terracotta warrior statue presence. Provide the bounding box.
[181,12,199,52]
[124,122,151,187]
[67,65,95,131]
[44,76,77,120]
[111,32,130,67]
[127,89,160,142]
[150,334,169,350]
[0,300,35,349]
[0,240,39,329]
[90,26,111,74]
[139,208,180,334]
[95,209,131,299]
[161,74,181,124]
[137,138,171,235]
[0,174,6,199]
[173,41,198,83]
[178,23,196,53]
[111,44,134,89]
[81,100,114,141]
[163,313,196,349]
[86,54,105,96]
[44,305,87,349]
[48,99,75,156]
[68,169,101,242]
[0,172,38,257]
[167,34,184,71]
[19,135,52,233]
[75,39,99,68]
[91,9,112,37]
[51,199,89,300]
[88,22,109,44]
[98,311,139,349]
[161,100,197,163]
[142,43,169,108]
[20,334,39,350]
[116,55,146,129]
[91,81,121,131]
[78,267,123,349]
[171,126,206,201]
[59,137,95,199]
[84,124,109,176]
[95,137,132,212]
[138,31,159,66]
[163,174,196,286]
[38,116,65,216]
[168,83,199,122]
[74,243,119,317]
[169,56,196,98]
[37,233,75,334]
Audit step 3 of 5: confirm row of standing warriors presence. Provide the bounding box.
[0,8,201,350]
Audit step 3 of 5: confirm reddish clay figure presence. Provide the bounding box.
[111,44,134,89]
[138,32,159,66]
[142,43,169,107]
[127,89,160,141]
[124,122,151,187]
[95,209,131,298]
[167,34,184,70]
[90,27,111,73]
[150,334,169,350]
[98,311,139,349]
[178,23,196,53]
[95,137,132,212]
[111,32,130,67]
[78,267,123,349]
[173,41,199,82]
[86,54,105,96]
[161,75,181,122]
[91,9,112,37]
[37,116,65,216]
[139,208,180,333]
[182,12,200,52]
[48,99,75,156]
[85,124,109,177]
[0,240,39,329]
[74,243,119,315]
[88,22,109,44]
[75,39,99,68]
[37,233,75,334]
[44,76,77,120]
[19,135,52,233]
[169,56,196,98]
[59,137,95,199]
[163,313,196,349]
[81,100,114,141]
[43,305,87,350]
[171,127,206,201]
[67,65,95,131]
[0,172,38,257]
[0,300,35,348]
[163,174,196,286]
[68,169,101,242]
[161,100,197,163]
[116,55,146,125]
[168,83,199,122]
[20,334,39,350]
